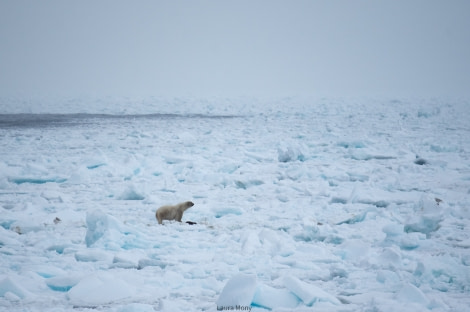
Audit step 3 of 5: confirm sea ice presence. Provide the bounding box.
[85,209,149,250]
[216,274,257,307]
[277,142,306,162]
[404,195,444,236]
[45,275,80,292]
[252,283,299,309]
[0,277,30,299]
[283,276,340,306]
[395,283,430,306]
[1,97,469,311]
[85,209,121,247]
[74,249,113,262]
[117,303,156,312]
[68,272,137,306]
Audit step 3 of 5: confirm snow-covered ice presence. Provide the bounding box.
[0,97,469,311]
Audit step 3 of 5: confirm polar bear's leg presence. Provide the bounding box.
[175,210,183,222]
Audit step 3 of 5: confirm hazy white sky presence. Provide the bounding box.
[1,0,469,98]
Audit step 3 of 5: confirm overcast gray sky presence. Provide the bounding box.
[1,0,469,98]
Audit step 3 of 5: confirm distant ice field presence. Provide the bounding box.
[0,113,240,129]
[0,97,469,311]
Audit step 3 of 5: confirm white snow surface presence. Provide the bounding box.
[0,97,470,311]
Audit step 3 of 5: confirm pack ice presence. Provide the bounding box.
[0,97,469,311]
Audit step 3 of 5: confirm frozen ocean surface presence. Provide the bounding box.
[0,97,469,311]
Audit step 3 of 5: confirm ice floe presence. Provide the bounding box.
[0,97,469,311]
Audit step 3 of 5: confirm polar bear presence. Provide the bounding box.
[156,201,194,225]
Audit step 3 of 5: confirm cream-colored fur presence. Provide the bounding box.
[156,201,194,225]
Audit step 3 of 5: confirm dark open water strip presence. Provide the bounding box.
[0,113,241,129]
